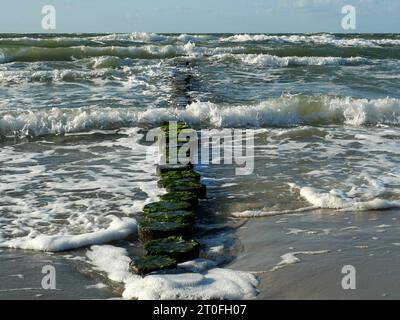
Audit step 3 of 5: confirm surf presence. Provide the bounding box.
[1,95,400,138]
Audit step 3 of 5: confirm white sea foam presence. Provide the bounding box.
[232,206,315,218]
[0,128,162,251]
[86,245,259,300]
[0,217,137,252]
[294,185,400,211]
[271,250,330,271]
[176,34,211,43]
[375,224,391,228]
[225,125,400,218]
[93,32,169,43]
[0,59,170,98]
[86,283,108,289]
[286,228,319,235]
[93,33,210,44]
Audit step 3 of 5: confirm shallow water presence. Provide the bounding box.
[1,33,400,299]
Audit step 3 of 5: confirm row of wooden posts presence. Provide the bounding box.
[129,122,207,275]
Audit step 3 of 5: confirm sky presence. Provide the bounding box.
[0,0,398,33]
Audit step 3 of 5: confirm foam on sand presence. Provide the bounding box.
[271,250,330,271]
[0,217,137,252]
[232,206,315,218]
[86,245,259,300]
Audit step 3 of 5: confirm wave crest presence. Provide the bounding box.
[216,53,369,67]
[1,96,400,137]
[221,34,400,47]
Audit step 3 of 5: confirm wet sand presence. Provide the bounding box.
[229,209,400,299]
[0,250,115,300]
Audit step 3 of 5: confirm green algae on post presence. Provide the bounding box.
[164,180,207,199]
[156,163,193,175]
[129,255,177,275]
[161,170,200,181]
[160,191,198,206]
[158,169,201,189]
[145,236,200,263]
[145,210,195,224]
[143,201,192,214]
[158,177,197,189]
[138,221,193,242]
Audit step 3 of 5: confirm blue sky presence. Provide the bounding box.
[0,0,399,33]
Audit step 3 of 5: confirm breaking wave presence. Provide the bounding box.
[216,53,370,67]
[0,43,197,63]
[2,95,400,137]
[221,33,400,47]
